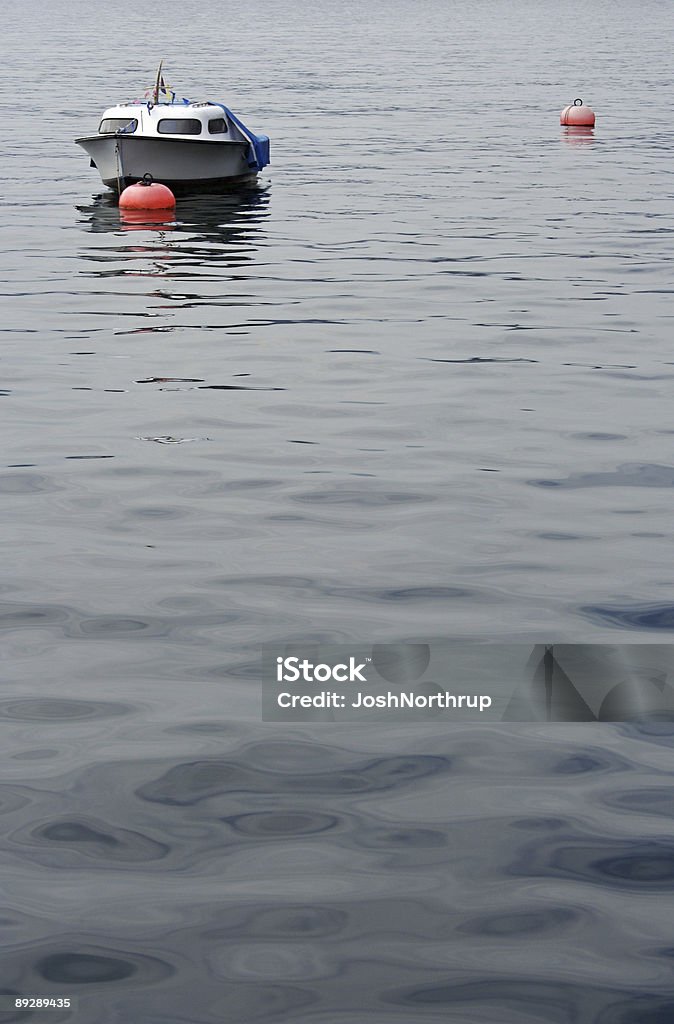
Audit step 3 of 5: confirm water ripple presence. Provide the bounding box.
[530,464,674,490]
[136,753,452,805]
[512,838,674,890]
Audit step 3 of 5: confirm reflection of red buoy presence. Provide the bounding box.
[119,173,176,211]
[119,207,175,231]
[561,125,595,147]
[560,98,595,127]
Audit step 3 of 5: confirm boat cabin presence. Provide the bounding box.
[97,102,239,141]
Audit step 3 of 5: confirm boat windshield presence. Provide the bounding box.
[99,118,138,134]
[157,118,202,135]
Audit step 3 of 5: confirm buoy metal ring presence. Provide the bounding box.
[142,172,154,186]
[574,98,583,106]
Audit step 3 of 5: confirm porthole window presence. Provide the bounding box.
[208,118,228,134]
[157,118,202,135]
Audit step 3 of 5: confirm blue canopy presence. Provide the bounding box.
[211,104,270,171]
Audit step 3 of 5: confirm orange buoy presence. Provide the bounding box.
[560,98,595,127]
[119,173,176,211]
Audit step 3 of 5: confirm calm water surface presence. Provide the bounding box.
[1,0,674,1020]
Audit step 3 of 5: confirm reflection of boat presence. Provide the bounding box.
[77,186,269,234]
[75,65,270,194]
[76,187,270,271]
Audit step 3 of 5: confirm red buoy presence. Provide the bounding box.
[560,98,595,127]
[119,174,176,211]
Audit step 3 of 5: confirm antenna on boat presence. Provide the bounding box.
[153,60,164,105]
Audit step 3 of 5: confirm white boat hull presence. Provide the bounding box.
[75,134,258,193]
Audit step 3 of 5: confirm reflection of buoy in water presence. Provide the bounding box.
[119,207,175,230]
[560,98,595,127]
[561,125,595,147]
[119,173,176,211]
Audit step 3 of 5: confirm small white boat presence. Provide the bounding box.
[75,66,269,194]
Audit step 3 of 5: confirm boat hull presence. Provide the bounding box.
[75,134,258,194]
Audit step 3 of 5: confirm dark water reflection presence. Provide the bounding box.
[1,727,674,1020]
[77,188,270,287]
[78,186,269,238]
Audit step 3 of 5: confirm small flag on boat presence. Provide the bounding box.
[143,64,188,105]
[159,75,175,101]
[144,79,180,104]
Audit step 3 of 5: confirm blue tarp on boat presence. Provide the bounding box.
[211,104,270,171]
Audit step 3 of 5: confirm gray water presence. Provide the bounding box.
[2,0,674,1020]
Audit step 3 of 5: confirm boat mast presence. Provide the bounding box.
[153,60,164,105]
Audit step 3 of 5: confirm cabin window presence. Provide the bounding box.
[157,118,202,135]
[208,117,228,134]
[99,118,138,134]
